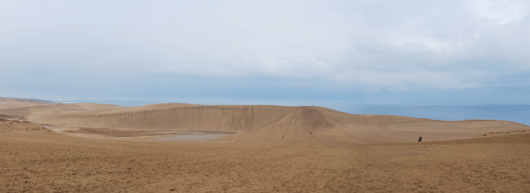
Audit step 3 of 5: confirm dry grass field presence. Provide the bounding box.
[1,97,529,192]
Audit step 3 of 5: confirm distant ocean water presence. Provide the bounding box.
[327,103,530,126]
[69,100,530,126]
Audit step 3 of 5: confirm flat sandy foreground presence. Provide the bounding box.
[1,97,530,192]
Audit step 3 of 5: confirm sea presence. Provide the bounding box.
[65,99,530,126]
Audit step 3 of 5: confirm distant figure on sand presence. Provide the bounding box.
[282,135,284,138]
[418,136,422,142]
[310,132,312,135]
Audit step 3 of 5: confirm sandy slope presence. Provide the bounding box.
[1,123,529,192]
[1,97,530,192]
[1,97,528,144]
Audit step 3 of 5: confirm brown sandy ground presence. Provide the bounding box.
[1,97,530,192]
[1,126,530,192]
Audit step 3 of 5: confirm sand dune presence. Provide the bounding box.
[1,97,529,144]
[2,97,530,192]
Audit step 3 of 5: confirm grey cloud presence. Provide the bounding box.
[1,0,529,90]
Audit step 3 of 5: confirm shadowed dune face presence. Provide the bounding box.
[0,98,529,145]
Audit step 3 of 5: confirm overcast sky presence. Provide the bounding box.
[1,0,529,105]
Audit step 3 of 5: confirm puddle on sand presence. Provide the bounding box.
[154,131,235,141]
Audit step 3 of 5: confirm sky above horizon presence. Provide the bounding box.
[1,0,529,105]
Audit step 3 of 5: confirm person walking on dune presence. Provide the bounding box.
[418,136,422,142]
